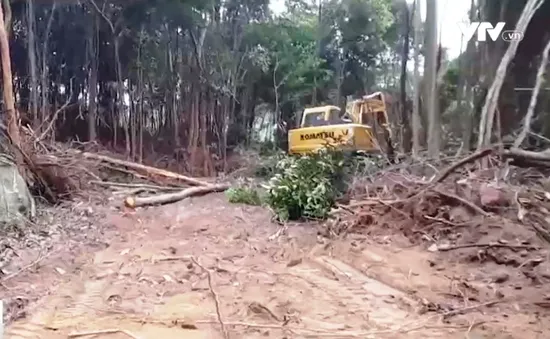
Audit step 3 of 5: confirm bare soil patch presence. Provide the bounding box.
[2,190,549,338]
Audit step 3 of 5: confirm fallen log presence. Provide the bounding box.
[505,148,550,162]
[124,183,230,208]
[503,148,550,168]
[89,180,183,191]
[78,152,210,186]
[114,188,158,196]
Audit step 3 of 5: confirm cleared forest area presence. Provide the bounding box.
[1,0,550,338]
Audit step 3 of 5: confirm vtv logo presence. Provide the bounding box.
[458,22,523,42]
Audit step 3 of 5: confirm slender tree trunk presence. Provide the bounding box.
[40,3,55,133]
[459,45,475,153]
[138,28,145,162]
[273,59,282,143]
[222,94,230,172]
[200,91,208,175]
[172,29,180,147]
[2,0,10,36]
[87,12,98,141]
[188,26,207,174]
[334,57,341,107]
[27,0,38,127]
[400,2,411,153]
[129,79,136,160]
[189,87,200,173]
[112,37,128,156]
[0,0,20,146]
[461,42,476,152]
[411,0,422,156]
[312,0,322,105]
[425,0,439,158]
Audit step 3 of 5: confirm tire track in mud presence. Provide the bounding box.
[3,322,44,339]
[5,275,111,338]
[277,255,461,338]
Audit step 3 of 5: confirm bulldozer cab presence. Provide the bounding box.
[345,92,389,125]
[300,105,347,127]
[346,92,394,157]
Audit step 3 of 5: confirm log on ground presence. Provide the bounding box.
[124,183,230,208]
[503,148,550,168]
[506,148,550,161]
[79,151,210,186]
[90,180,183,191]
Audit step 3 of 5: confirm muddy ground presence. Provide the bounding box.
[1,192,550,338]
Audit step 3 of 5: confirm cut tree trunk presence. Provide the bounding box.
[79,152,211,186]
[505,148,550,162]
[124,183,229,208]
[503,148,550,168]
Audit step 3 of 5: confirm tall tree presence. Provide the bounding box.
[0,0,20,147]
[399,0,411,153]
[27,0,38,127]
[411,0,422,156]
[424,0,439,158]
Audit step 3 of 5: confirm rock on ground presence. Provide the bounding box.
[0,154,35,226]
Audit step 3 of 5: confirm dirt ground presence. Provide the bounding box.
[2,192,550,338]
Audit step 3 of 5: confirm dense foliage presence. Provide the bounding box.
[6,0,402,175]
[6,0,550,173]
[264,149,347,221]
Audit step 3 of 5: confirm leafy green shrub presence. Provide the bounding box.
[265,148,347,221]
[225,187,262,206]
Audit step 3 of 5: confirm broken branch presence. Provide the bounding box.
[431,187,489,216]
[191,257,229,339]
[78,151,211,186]
[90,180,182,191]
[124,183,230,208]
[437,242,537,252]
[68,328,139,338]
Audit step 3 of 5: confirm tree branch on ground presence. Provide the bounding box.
[124,183,229,208]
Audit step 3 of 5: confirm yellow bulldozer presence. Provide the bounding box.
[287,92,394,159]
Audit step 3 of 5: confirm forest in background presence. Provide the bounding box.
[3,2,550,334]
[1,0,550,176]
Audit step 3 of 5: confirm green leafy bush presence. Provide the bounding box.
[265,149,347,221]
[225,187,262,206]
